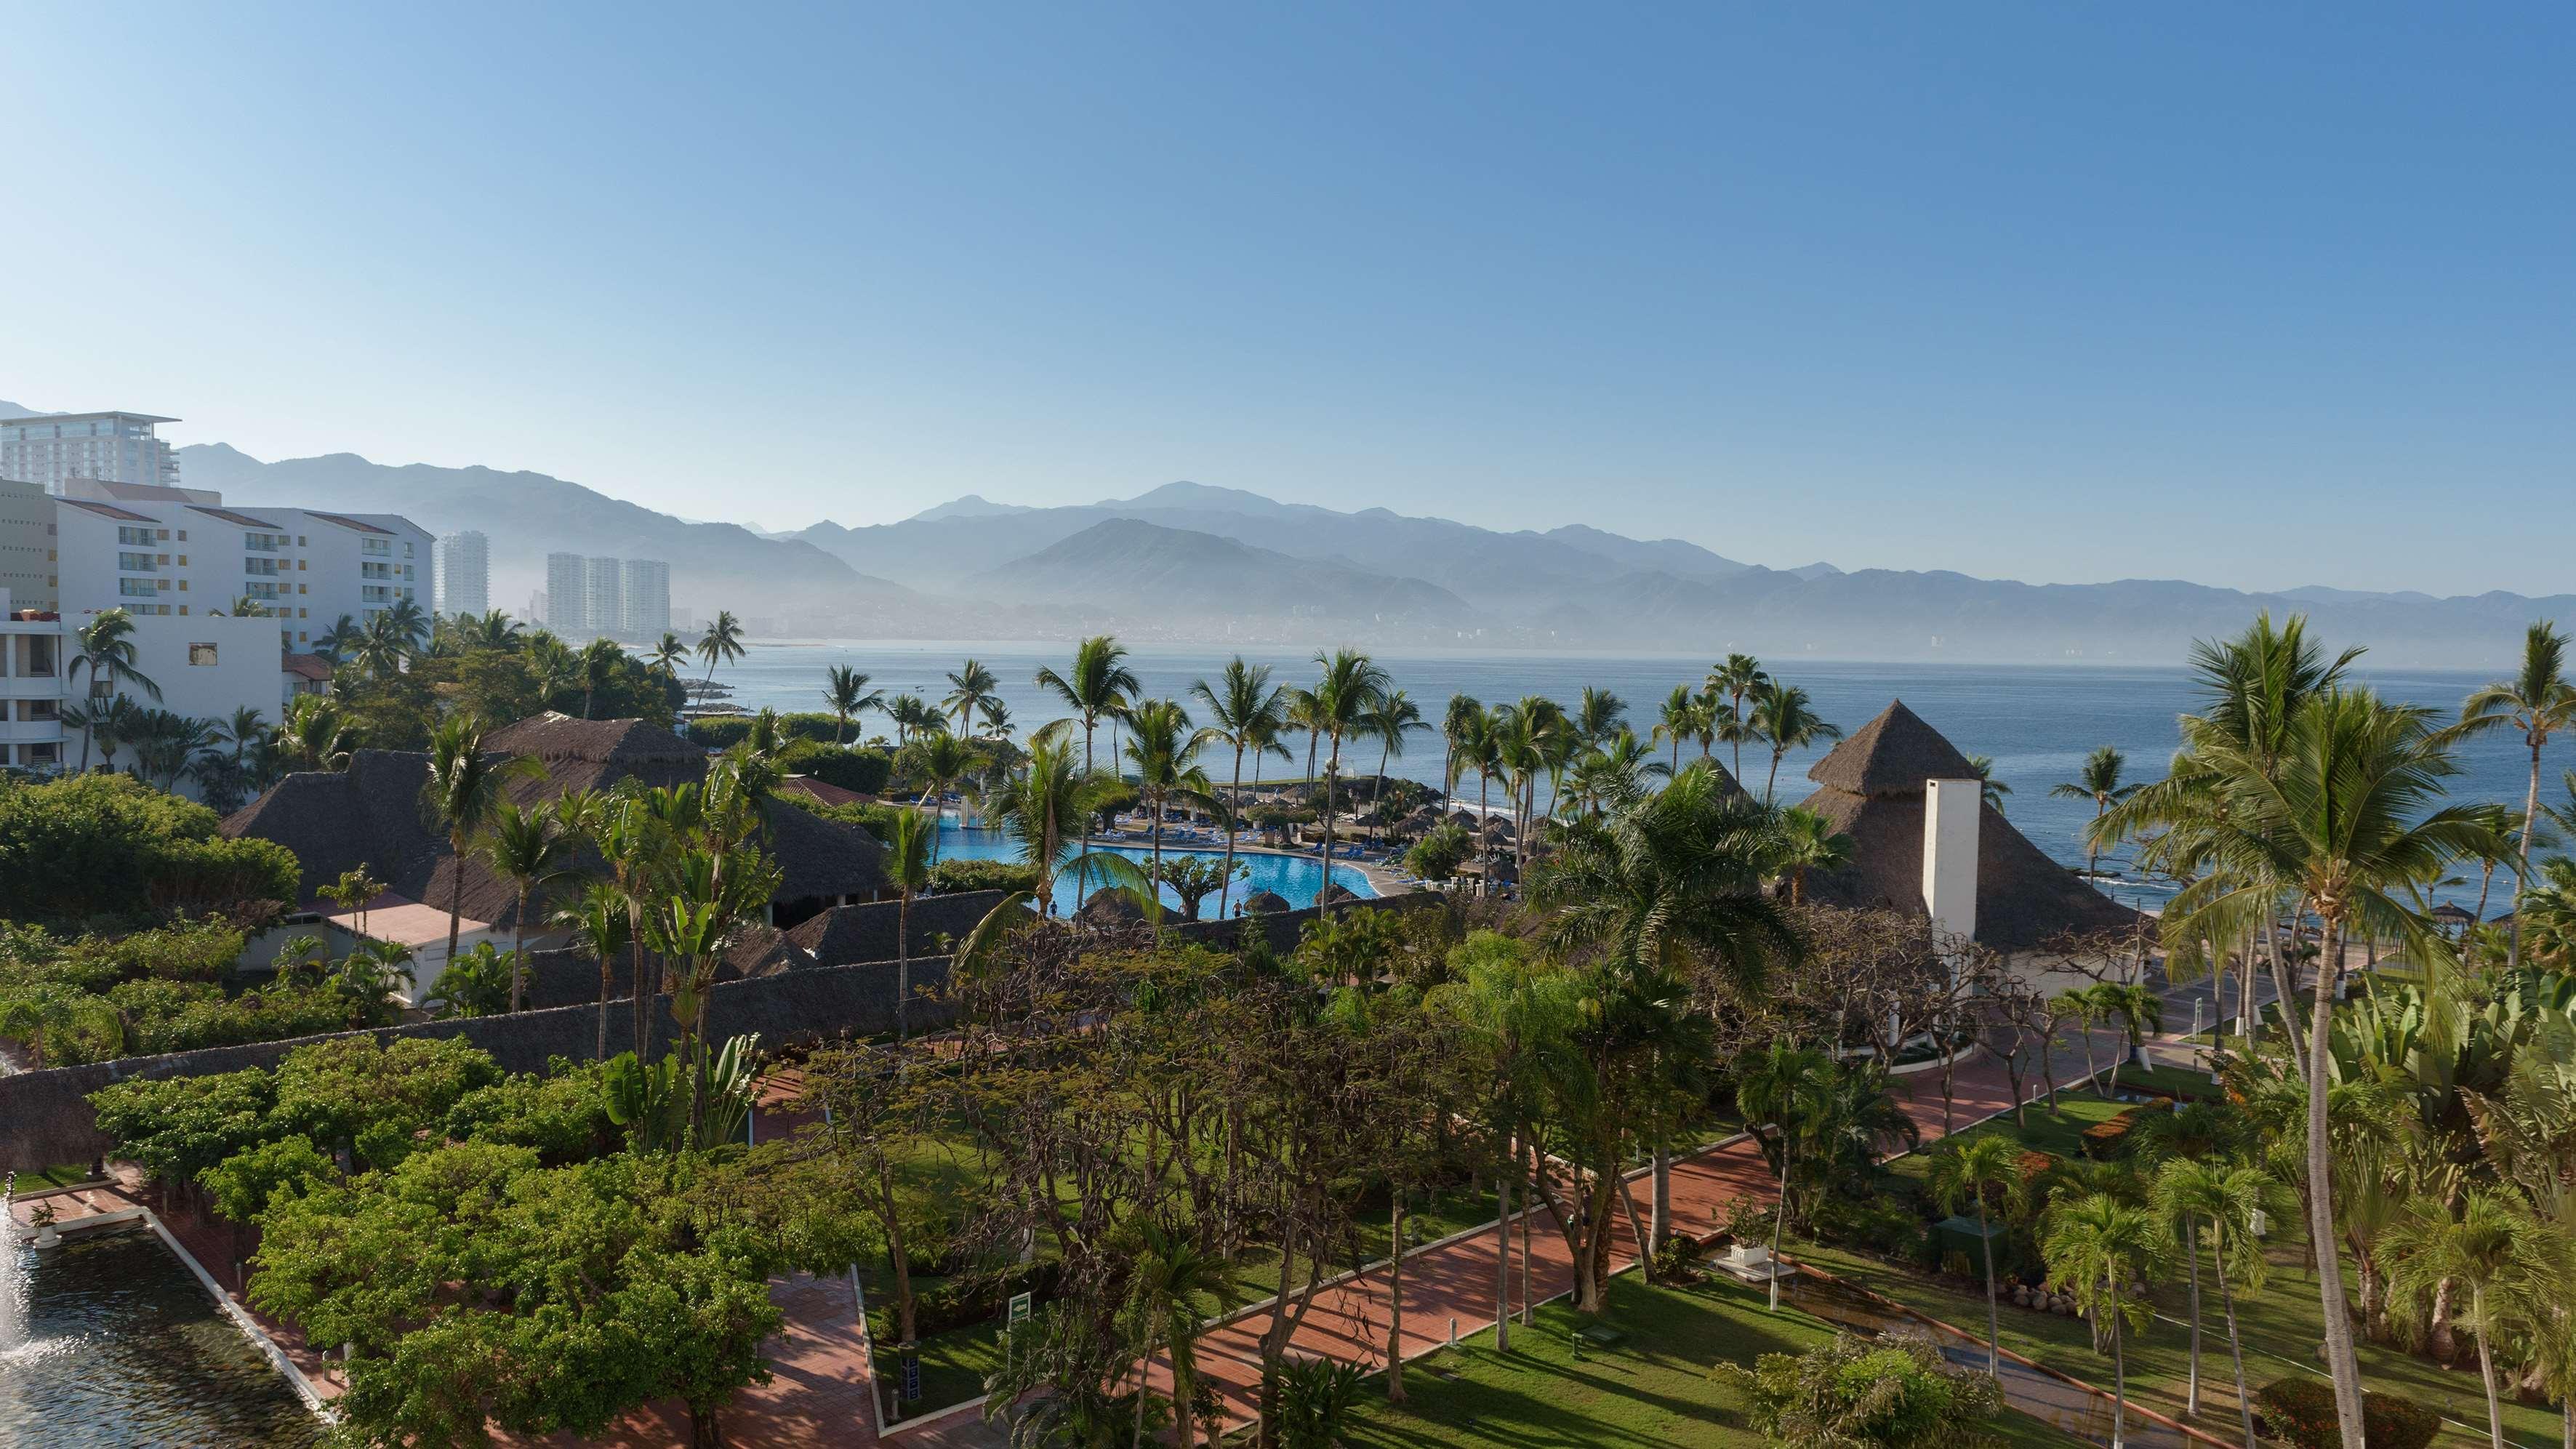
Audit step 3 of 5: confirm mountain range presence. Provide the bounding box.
[1,400,2560,663]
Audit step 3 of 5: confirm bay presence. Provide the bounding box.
[703,641,2551,913]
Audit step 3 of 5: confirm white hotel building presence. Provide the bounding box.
[0,411,183,496]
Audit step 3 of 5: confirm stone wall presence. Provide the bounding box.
[0,891,1445,1173]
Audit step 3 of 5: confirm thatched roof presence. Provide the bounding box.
[1805,699,1980,798]
[1080,892,1146,925]
[1243,890,1291,915]
[223,715,886,921]
[1320,883,1360,905]
[787,891,1014,967]
[1792,702,2140,952]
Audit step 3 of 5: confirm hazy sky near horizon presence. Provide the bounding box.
[3,4,2569,596]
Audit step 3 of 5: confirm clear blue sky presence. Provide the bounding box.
[2,4,2568,595]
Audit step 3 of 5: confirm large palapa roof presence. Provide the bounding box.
[1794,701,2140,952]
[223,714,886,923]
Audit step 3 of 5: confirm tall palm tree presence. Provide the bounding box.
[1927,1135,2025,1375]
[822,665,883,746]
[315,614,366,668]
[2154,1159,2284,1446]
[1573,686,1626,748]
[1126,1223,1233,1449]
[1363,689,1427,843]
[2053,745,2143,880]
[1708,653,1768,782]
[2386,1192,2553,1449]
[1560,730,1666,820]
[695,610,746,688]
[2044,1195,2167,1449]
[646,631,688,679]
[1651,685,1701,776]
[1440,693,1484,813]
[481,800,581,1011]
[883,694,936,750]
[553,879,631,1061]
[1306,649,1390,910]
[1123,698,1217,937]
[980,737,1139,915]
[976,696,1013,742]
[575,636,625,719]
[1191,658,1291,920]
[420,715,538,969]
[1749,681,1841,805]
[1032,635,1139,908]
[277,694,353,773]
[880,806,934,1042]
[1967,754,2011,814]
[2164,686,2503,1447]
[904,732,980,860]
[212,706,269,773]
[943,658,1001,737]
[1737,1039,1833,1311]
[67,608,161,771]
[2459,621,2576,969]
[1770,806,1853,905]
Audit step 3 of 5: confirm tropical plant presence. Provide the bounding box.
[822,665,883,745]
[1574,685,1626,747]
[695,609,746,688]
[482,799,582,1011]
[2155,1158,2287,1447]
[424,941,518,1019]
[552,878,633,1061]
[2383,1191,2556,1449]
[420,715,540,969]
[68,608,161,771]
[1750,680,1842,804]
[1738,1039,1834,1311]
[1719,1331,2006,1449]
[1967,754,2010,814]
[1032,635,1141,908]
[1651,684,1704,776]
[1709,653,1769,782]
[944,657,1000,737]
[1121,699,1216,936]
[2458,622,2576,971]
[1304,649,1390,909]
[1363,688,1427,843]
[1771,806,1854,905]
[2052,745,2143,880]
[1192,658,1292,920]
[1925,1134,2025,1376]
[1126,1222,1234,1449]
[646,631,688,679]
[2042,1194,2167,1449]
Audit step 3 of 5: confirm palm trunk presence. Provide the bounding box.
[446,837,465,980]
[2212,1221,2257,1449]
[1650,1141,1672,1260]
[1768,1136,1792,1312]
[1519,1141,1535,1326]
[2109,1285,2129,1449]
[1765,747,1783,804]
[895,888,911,1042]
[1219,744,1243,918]
[1493,1168,1512,1352]
[1320,734,1342,914]
[2266,914,2308,1077]
[1149,800,1164,943]
[1373,739,1392,845]
[2307,918,2367,1449]
[2183,1211,2202,1416]
[1384,1197,1408,1403]
[2513,737,2542,969]
[1978,1197,2001,1374]
[1077,720,1094,910]
[2477,1288,2506,1449]
[596,945,612,1061]
[508,886,529,1014]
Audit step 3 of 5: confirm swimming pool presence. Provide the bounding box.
[934,821,1376,918]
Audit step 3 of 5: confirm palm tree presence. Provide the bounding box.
[1363,689,1427,843]
[646,631,688,679]
[1191,658,1291,920]
[880,806,934,1042]
[2386,1192,2553,1449]
[1967,755,2011,813]
[314,614,366,668]
[943,658,1000,737]
[1770,806,1853,905]
[1032,635,1139,908]
[1651,685,1702,776]
[1708,653,1768,781]
[2155,1159,2284,1445]
[2053,745,2143,880]
[1738,1040,1834,1310]
[2164,686,2503,1446]
[575,636,625,719]
[1560,730,1666,820]
[904,732,980,859]
[822,665,883,745]
[981,737,1129,911]
[976,696,1013,742]
[277,694,354,774]
[695,610,746,688]
[884,694,936,750]
[1440,693,1484,812]
[2459,622,2576,970]
[1749,681,1841,805]
[420,715,537,968]
[1126,1223,1233,1449]
[1573,686,1626,747]
[1306,649,1390,910]
[552,879,631,1061]
[1123,698,1216,935]
[212,706,269,774]
[67,609,161,771]
[481,800,581,1011]
[2044,1195,2167,1449]
[1926,1135,2025,1375]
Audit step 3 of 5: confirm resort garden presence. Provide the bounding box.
[10,614,2576,1449]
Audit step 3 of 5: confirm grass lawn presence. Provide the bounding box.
[1889,1095,2132,1178]
[866,1291,1007,1421]
[9,1162,97,1189]
[1792,1238,2559,1448]
[1335,1273,2069,1448]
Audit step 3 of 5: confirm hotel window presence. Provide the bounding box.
[117,526,152,546]
[117,552,156,571]
[188,643,218,666]
[119,578,156,598]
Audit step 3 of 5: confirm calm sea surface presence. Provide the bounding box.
[710,642,2548,912]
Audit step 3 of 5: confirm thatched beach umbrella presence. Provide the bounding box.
[1243,890,1291,916]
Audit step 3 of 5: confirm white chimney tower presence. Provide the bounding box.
[1922,777,1981,952]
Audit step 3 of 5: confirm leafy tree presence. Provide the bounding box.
[0,771,297,922]
[1719,1331,2006,1449]
[1151,853,1246,920]
[1403,822,1469,883]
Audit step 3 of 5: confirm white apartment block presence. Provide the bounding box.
[0,478,55,610]
[583,556,622,640]
[545,552,588,635]
[0,412,185,496]
[49,481,431,653]
[619,558,670,638]
[434,529,490,617]
[1,588,292,789]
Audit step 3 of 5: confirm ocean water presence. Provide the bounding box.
[709,642,2550,912]
[935,820,1375,916]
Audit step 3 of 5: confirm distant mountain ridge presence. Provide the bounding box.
[968,518,1477,627]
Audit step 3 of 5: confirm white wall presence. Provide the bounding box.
[1921,777,1981,951]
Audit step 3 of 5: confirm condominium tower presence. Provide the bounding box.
[545,552,588,635]
[582,557,622,641]
[434,531,490,617]
[1,412,185,496]
[619,558,670,638]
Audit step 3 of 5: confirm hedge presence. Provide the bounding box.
[777,741,893,795]
[2255,1377,2439,1449]
[928,859,1041,896]
[691,712,853,750]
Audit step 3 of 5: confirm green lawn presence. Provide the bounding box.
[1336,1273,2071,1448]
[1889,1095,2132,1177]
[8,1162,97,1189]
[1792,1238,2556,1448]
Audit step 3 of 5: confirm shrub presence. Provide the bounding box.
[442,1058,618,1163]
[108,977,353,1059]
[928,859,1042,896]
[777,740,893,796]
[909,1261,1065,1338]
[686,716,754,750]
[1719,1333,2004,1449]
[2255,1377,2439,1449]
[0,774,297,923]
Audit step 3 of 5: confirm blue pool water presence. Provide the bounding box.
[934,821,1376,918]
